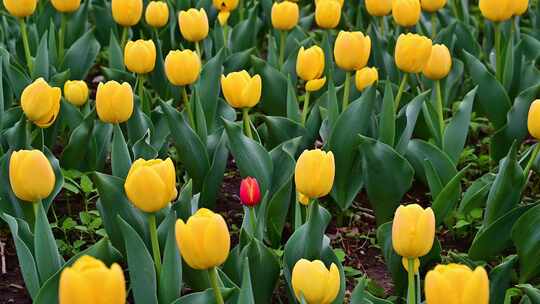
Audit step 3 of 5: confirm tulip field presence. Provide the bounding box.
[2,0,540,303]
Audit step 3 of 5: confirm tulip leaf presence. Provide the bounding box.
[158,213,183,304]
[405,139,457,187]
[62,29,100,80]
[61,112,98,171]
[132,131,158,160]
[237,258,256,304]
[127,97,154,145]
[231,8,262,53]
[223,119,273,196]
[42,148,65,212]
[327,87,375,211]
[395,91,429,154]
[431,165,468,224]
[200,131,229,209]
[443,87,476,163]
[358,135,414,225]
[224,48,255,74]
[458,173,495,215]
[489,256,518,304]
[148,38,169,99]
[469,205,532,261]
[240,240,280,304]
[379,81,395,146]
[195,49,225,132]
[512,204,540,282]
[66,0,90,46]
[252,56,288,116]
[518,284,540,303]
[59,99,84,131]
[118,216,158,304]
[111,123,132,179]
[34,202,63,284]
[350,276,393,304]
[462,50,511,129]
[262,116,306,150]
[286,76,301,123]
[32,34,49,81]
[170,288,236,304]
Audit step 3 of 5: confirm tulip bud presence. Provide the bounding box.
[124,40,156,74]
[221,71,262,108]
[425,264,489,304]
[392,204,435,259]
[395,33,432,73]
[175,208,230,270]
[9,150,55,203]
[513,0,529,16]
[3,0,37,17]
[213,0,239,25]
[291,259,340,304]
[59,255,126,304]
[51,0,81,13]
[392,0,421,27]
[295,149,335,199]
[334,31,371,71]
[64,80,89,107]
[271,1,299,31]
[422,44,452,80]
[21,78,61,128]
[297,192,310,205]
[124,158,178,213]
[178,8,209,42]
[420,0,446,12]
[355,67,378,91]
[112,0,143,26]
[527,100,540,139]
[315,0,341,29]
[217,11,230,25]
[479,0,513,22]
[365,0,392,16]
[145,1,169,28]
[239,177,261,207]
[164,50,202,86]
[95,81,134,124]
[297,46,326,92]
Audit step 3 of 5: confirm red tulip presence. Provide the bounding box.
[239,177,261,207]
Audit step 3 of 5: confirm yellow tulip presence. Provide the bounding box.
[365,0,392,16]
[392,0,421,27]
[95,81,134,124]
[479,0,513,22]
[145,1,169,28]
[175,208,230,270]
[420,0,446,12]
[392,204,435,259]
[527,100,540,139]
[9,150,55,203]
[213,0,239,25]
[395,33,432,73]
[112,0,143,26]
[295,149,335,199]
[315,0,341,29]
[422,44,452,80]
[297,192,310,205]
[355,67,378,91]
[178,8,209,42]
[21,78,61,128]
[124,158,177,213]
[334,31,371,71]
[221,71,262,108]
[297,46,326,92]
[51,0,81,13]
[271,1,299,31]
[59,255,126,304]
[3,0,37,17]
[124,39,156,74]
[64,80,89,107]
[164,50,202,86]
[425,264,489,304]
[513,0,529,16]
[291,259,340,304]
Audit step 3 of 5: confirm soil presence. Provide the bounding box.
[0,233,32,304]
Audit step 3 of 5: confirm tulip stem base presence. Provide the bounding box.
[407,258,416,304]
[181,86,196,129]
[342,71,351,111]
[148,214,162,276]
[279,30,287,69]
[58,13,67,65]
[494,22,502,81]
[301,91,311,126]
[395,73,408,110]
[242,108,253,139]
[249,207,257,236]
[19,18,33,74]
[209,267,225,304]
[120,27,129,50]
[524,143,540,179]
[195,41,202,59]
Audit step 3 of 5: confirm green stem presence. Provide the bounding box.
[242,108,253,139]
[249,207,257,235]
[301,91,311,126]
[223,24,229,49]
[120,26,129,49]
[58,13,67,65]
[195,41,202,59]
[239,0,245,21]
[431,13,437,39]
[379,16,385,35]
[279,30,287,68]
[32,200,40,221]
[19,18,33,74]
[435,80,444,139]
[407,258,416,304]
[208,267,225,304]
[494,22,502,81]
[304,199,313,223]
[148,213,162,276]
[181,86,196,129]
[395,73,409,109]
[524,144,540,178]
[451,0,460,20]
[25,119,32,148]
[342,71,351,110]
[138,74,149,115]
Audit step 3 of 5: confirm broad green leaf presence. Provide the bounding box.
[200,132,229,209]
[195,49,225,132]
[489,256,518,304]
[158,213,182,304]
[458,173,495,214]
[111,123,132,179]
[237,258,255,304]
[512,204,540,282]
[262,116,305,150]
[34,202,62,284]
[443,87,476,163]
[61,29,100,80]
[350,276,393,304]
[32,34,49,80]
[431,165,469,224]
[252,56,287,116]
[395,91,429,154]
[518,284,540,303]
[170,288,236,304]
[379,81,395,146]
[405,139,457,186]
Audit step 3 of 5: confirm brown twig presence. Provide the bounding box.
[0,241,6,274]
